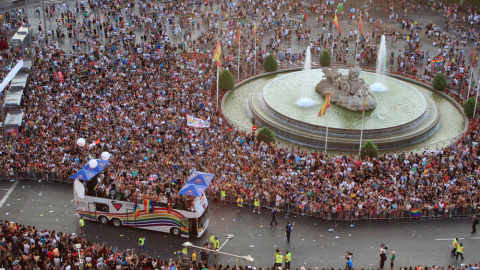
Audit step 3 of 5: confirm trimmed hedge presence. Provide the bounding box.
[264,54,278,72]
[320,50,331,67]
[463,97,479,117]
[432,73,447,91]
[360,141,378,159]
[219,69,235,91]
[256,127,276,144]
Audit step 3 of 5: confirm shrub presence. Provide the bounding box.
[360,141,378,159]
[219,69,235,91]
[432,73,447,91]
[463,97,479,117]
[320,50,331,67]
[256,127,276,144]
[263,54,278,72]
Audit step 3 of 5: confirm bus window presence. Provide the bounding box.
[197,208,209,231]
[95,203,109,212]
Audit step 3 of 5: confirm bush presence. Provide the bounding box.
[263,54,278,72]
[463,97,479,117]
[432,73,447,91]
[256,127,276,144]
[219,69,235,91]
[360,141,378,159]
[320,50,331,67]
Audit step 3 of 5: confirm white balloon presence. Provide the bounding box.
[101,151,111,160]
[89,159,98,169]
[77,138,86,147]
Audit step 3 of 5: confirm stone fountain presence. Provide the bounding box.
[315,66,376,111]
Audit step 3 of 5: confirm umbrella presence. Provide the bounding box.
[69,169,98,181]
[186,171,214,186]
[178,184,206,197]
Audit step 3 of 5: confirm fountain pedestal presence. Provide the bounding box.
[315,67,376,111]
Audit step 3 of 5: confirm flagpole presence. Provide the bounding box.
[324,112,329,153]
[238,37,241,81]
[254,28,257,75]
[467,68,473,100]
[359,96,366,156]
[216,65,219,111]
[474,77,480,118]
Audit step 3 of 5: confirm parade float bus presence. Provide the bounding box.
[72,165,211,238]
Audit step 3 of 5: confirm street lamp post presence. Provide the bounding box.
[183,234,254,269]
[75,243,83,270]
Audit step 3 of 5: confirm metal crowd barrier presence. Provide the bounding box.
[0,175,476,220]
[204,189,477,221]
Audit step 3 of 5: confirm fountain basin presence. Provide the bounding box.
[222,67,466,152]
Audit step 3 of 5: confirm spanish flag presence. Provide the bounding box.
[235,27,241,44]
[133,202,140,217]
[318,93,331,117]
[473,47,477,69]
[361,95,367,119]
[253,22,257,35]
[359,16,363,34]
[212,41,222,69]
[333,14,341,34]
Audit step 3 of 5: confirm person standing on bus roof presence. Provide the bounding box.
[237,196,243,214]
[79,217,85,236]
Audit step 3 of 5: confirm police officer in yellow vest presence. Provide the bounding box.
[209,233,216,249]
[138,236,145,251]
[451,237,458,256]
[237,196,243,214]
[214,237,220,250]
[79,217,85,235]
[285,250,291,270]
[456,243,464,260]
[273,249,283,269]
[221,190,226,204]
[182,246,188,259]
[254,197,261,214]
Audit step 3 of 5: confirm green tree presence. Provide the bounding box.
[360,141,378,159]
[463,97,479,117]
[320,50,331,67]
[219,69,235,91]
[432,73,447,91]
[263,54,278,72]
[256,127,276,144]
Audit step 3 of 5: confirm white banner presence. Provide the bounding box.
[187,115,210,128]
[0,59,24,93]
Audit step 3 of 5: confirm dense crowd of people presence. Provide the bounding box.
[0,0,480,233]
[3,220,480,270]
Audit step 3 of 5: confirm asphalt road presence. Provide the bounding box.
[0,180,479,269]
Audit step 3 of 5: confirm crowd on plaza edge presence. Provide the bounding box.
[0,220,479,270]
[1,0,480,267]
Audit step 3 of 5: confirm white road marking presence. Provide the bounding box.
[0,180,19,209]
[435,238,465,241]
[470,237,480,239]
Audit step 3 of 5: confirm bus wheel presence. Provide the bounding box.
[112,218,122,227]
[98,216,109,225]
[171,227,181,236]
